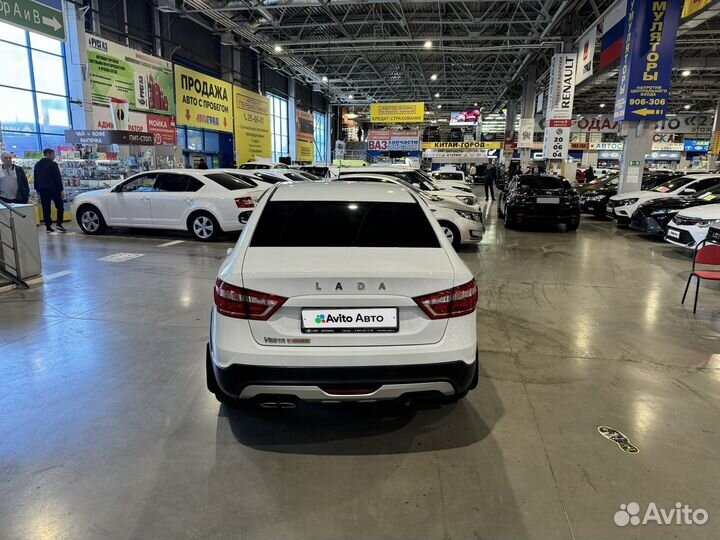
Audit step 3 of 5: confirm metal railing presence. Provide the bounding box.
[0,199,29,289]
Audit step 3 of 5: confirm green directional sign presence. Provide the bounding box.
[0,0,65,41]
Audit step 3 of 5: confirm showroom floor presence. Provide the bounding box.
[1,195,720,540]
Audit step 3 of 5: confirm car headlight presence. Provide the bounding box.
[650,209,667,216]
[697,220,715,228]
[619,198,639,206]
[426,194,443,202]
[455,209,481,221]
[458,196,475,205]
[585,194,605,201]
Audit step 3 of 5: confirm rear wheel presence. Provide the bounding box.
[566,222,579,232]
[188,211,221,241]
[439,221,461,250]
[76,204,107,235]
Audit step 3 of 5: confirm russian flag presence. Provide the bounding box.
[599,0,627,71]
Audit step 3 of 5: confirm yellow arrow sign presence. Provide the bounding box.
[632,108,663,117]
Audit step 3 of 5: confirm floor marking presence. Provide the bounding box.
[157,240,185,247]
[44,270,72,281]
[97,253,145,263]
[598,426,640,454]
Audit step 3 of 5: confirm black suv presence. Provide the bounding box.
[497,175,580,231]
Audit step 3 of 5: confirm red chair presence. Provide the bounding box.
[682,240,720,313]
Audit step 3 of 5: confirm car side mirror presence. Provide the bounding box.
[683,188,696,194]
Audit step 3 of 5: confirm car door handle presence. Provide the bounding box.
[184,198,192,204]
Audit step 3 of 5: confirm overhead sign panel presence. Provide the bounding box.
[613,0,683,122]
[174,65,233,132]
[367,130,420,151]
[0,0,65,41]
[234,86,271,164]
[421,141,501,150]
[296,108,314,162]
[682,0,712,18]
[370,102,425,124]
[543,53,577,160]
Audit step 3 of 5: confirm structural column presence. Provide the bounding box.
[501,100,516,165]
[708,99,720,171]
[617,121,653,193]
[518,65,536,170]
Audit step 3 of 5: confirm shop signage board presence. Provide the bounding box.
[543,53,576,160]
[599,150,623,160]
[517,118,535,149]
[174,65,233,133]
[234,86,271,164]
[590,142,624,150]
[421,141,502,150]
[64,129,156,146]
[646,151,680,160]
[296,108,314,162]
[683,140,709,152]
[87,35,174,116]
[0,0,65,41]
[370,102,425,124]
[91,106,176,144]
[613,0,683,122]
[551,113,714,134]
[575,26,597,84]
[682,0,712,18]
[711,132,720,155]
[367,130,420,151]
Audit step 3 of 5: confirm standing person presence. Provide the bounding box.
[469,163,477,183]
[33,148,66,232]
[484,162,496,201]
[0,152,30,204]
[585,165,595,182]
[196,157,208,169]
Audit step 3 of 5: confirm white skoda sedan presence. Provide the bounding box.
[207,181,479,406]
[72,170,266,241]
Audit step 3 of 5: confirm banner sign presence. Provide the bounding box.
[645,150,681,160]
[64,129,156,146]
[576,26,597,84]
[174,65,233,132]
[296,108,315,162]
[599,0,627,71]
[91,106,176,144]
[544,53,576,160]
[682,0,712,18]
[0,0,66,41]
[517,118,535,149]
[370,102,424,123]
[234,86,271,164]
[591,142,624,150]
[712,132,720,155]
[421,141,502,150]
[683,139,709,152]
[367,130,420,151]
[613,0,683,122]
[599,150,623,160]
[87,35,174,116]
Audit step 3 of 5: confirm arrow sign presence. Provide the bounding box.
[0,0,66,41]
[631,108,664,117]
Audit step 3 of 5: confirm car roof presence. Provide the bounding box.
[341,166,414,173]
[270,180,417,203]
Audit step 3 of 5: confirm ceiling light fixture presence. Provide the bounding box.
[682,70,691,77]
[434,92,440,98]
[474,102,478,107]
[424,40,433,49]
[274,44,283,53]
[321,76,328,82]
[599,103,606,108]
[348,94,354,100]
[430,73,438,81]
[684,104,691,109]
[437,104,442,109]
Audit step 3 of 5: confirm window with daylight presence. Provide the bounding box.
[269,93,289,161]
[0,22,70,155]
[314,111,327,163]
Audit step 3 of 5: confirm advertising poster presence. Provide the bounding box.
[174,65,233,133]
[449,109,481,126]
[87,35,174,116]
[367,130,420,151]
[518,118,535,149]
[234,86,271,164]
[370,102,425,123]
[296,108,315,162]
[576,26,597,84]
[91,106,176,144]
[543,53,576,160]
[613,0,683,122]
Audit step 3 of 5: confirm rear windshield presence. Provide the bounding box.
[651,176,693,192]
[518,175,571,189]
[434,172,463,180]
[238,163,271,170]
[206,173,257,190]
[251,201,440,248]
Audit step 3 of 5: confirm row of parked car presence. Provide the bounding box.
[71,164,486,249]
[579,170,720,248]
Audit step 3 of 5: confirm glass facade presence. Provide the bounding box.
[0,22,70,156]
[313,111,327,163]
[269,93,289,161]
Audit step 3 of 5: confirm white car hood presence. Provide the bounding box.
[610,190,653,200]
[676,203,720,219]
[76,188,111,199]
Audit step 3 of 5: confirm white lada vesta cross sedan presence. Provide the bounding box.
[207,181,479,406]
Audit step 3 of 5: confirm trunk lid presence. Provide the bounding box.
[241,247,455,346]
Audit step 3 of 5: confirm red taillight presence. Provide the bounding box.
[214,278,286,320]
[413,280,478,319]
[234,196,254,209]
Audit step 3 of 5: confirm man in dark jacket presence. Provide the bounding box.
[484,162,497,201]
[33,149,66,232]
[0,152,30,204]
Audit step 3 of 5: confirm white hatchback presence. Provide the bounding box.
[72,170,265,241]
[207,181,479,406]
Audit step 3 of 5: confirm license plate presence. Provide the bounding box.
[667,228,680,239]
[536,197,560,204]
[301,308,399,333]
[587,206,595,211]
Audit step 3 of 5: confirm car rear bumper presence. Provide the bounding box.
[580,201,606,214]
[507,206,580,223]
[210,354,478,401]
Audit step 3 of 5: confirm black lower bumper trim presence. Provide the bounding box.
[209,347,478,399]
